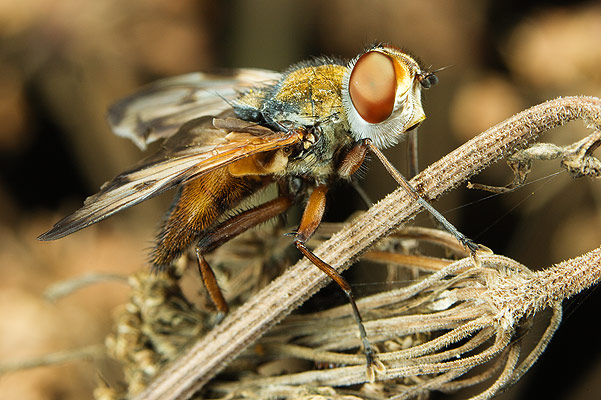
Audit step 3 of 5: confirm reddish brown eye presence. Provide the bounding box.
[349,51,397,123]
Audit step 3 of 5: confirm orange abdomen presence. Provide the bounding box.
[151,166,269,268]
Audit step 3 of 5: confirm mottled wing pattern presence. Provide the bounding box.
[39,117,303,240]
[108,69,282,150]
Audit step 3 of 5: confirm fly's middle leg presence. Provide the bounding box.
[195,196,293,322]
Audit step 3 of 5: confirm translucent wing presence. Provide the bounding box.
[108,69,281,150]
[39,116,303,241]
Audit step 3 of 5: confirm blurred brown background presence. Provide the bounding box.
[1,0,600,398]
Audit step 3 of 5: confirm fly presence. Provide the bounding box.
[39,44,481,380]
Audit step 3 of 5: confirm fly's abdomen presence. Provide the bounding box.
[151,167,266,268]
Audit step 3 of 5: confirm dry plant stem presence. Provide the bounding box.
[438,352,508,393]
[488,247,601,326]
[0,344,106,373]
[394,367,470,400]
[508,303,562,385]
[134,96,601,400]
[44,273,128,301]
[463,344,521,400]
[210,250,590,398]
[390,351,521,400]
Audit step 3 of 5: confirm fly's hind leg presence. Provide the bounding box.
[293,184,383,381]
[195,196,293,323]
[195,251,229,323]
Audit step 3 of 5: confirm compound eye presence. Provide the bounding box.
[349,51,397,123]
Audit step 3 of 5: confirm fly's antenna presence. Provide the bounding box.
[419,65,452,89]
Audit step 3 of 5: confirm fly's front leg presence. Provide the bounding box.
[196,196,293,323]
[293,184,382,381]
[337,139,370,179]
[363,139,485,262]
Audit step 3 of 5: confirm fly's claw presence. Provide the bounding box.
[366,357,386,382]
[458,236,493,268]
[462,237,480,254]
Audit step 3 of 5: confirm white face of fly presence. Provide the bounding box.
[341,45,438,149]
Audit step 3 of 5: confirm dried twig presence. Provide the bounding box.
[133,96,601,400]
[468,129,601,193]
[0,344,106,374]
[44,273,128,301]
